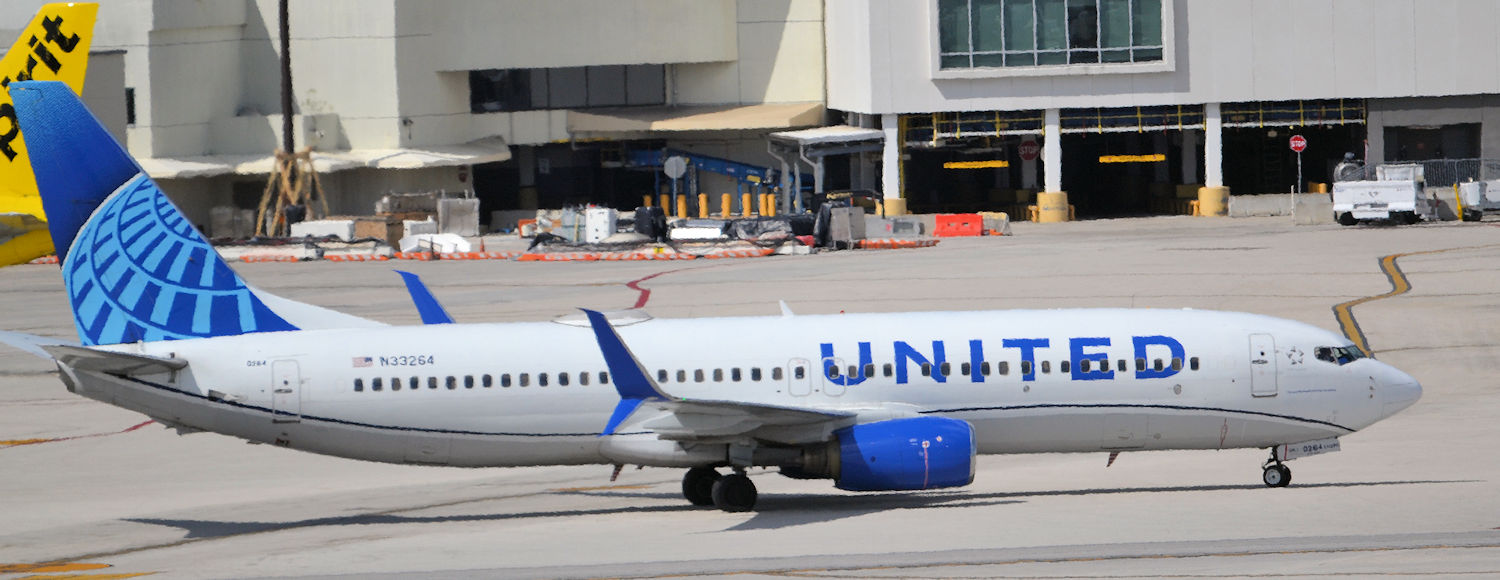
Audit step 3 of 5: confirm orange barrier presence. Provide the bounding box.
[325,254,391,262]
[393,251,437,260]
[438,251,520,260]
[856,238,940,250]
[933,213,983,237]
[701,248,774,259]
[238,255,302,263]
[27,255,58,265]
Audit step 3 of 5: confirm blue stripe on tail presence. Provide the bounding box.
[12,81,296,345]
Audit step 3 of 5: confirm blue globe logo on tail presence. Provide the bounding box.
[63,175,296,345]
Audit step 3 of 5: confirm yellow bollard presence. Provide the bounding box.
[766,193,777,217]
[1037,191,1070,223]
[721,194,732,218]
[1197,186,1229,217]
[676,195,688,218]
[698,193,709,218]
[659,194,670,210]
[642,195,653,208]
[742,193,754,218]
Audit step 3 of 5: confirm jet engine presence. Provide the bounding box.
[787,416,976,491]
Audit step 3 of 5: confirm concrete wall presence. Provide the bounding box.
[675,0,825,105]
[825,0,1500,115]
[1367,95,1500,162]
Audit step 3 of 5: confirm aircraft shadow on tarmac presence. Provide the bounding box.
[126,478,1467,539]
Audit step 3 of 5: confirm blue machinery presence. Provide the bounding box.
[623,148,807,214]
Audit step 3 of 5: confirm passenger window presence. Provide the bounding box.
[921,363,932,377]
[482,374,492,388]
[1136,358,1146,372]
[1153,359,1164,372]
[354,378,364,392]
[793,366,805,380]
[446,376,456,389]
[998,361,1009,375]
[883,363,893,377]
[713,369,723,382]
[731,368,741,382]
[848,364,858,377]
[1118,359,1127,372]
[1080,360,1090,372]
[519,373,530,387]
[464,375,474,389]
[391,377,401,391]
[539,373,549,387]
[580,372,590,385]
[658,369,668,382]
[827,364,841,378]
[429,376,438,389]
[1189,357,1200,371]
[1041,361,1051,374]
[600,371,610,384]
[501,373,512,387]
[372,378,383,391]
[864,363,875,377]
[751,368,762,381]
[677,370,687,383]
[559,372,569,386]
[694,369,705,382]
[961,362,971,376]
[1060,360,1070,373]
[981,361,991,376]
[773,367,784,381]
[1020,361,1031,375]
[409,377,419,390]
[1171,358,1183,371]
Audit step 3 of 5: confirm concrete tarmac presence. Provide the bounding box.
[2,215,1498,579]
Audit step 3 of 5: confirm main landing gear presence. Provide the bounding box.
[682,467,757,512]
[1261,450,1292,488]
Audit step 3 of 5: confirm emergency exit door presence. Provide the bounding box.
[1249,334,1278,397]
[271,360,301,422]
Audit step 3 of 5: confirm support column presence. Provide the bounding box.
[1037,108,1069,222]
[1198,103,1229,216]
[881,113,906,215]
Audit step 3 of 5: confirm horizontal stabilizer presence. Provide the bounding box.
[0,330,78,359]
[43,344,187,376]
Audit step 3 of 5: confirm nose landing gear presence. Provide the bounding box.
[1261,450,1292,487]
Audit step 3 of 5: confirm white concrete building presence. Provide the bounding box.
[825,0,1500,218]
[0,0,828,231]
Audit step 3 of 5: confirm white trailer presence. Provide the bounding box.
[1332,164,1434,225]
[1457,180,1500,221]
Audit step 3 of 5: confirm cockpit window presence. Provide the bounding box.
[1315,345,1368,365]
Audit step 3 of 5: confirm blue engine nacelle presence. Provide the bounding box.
[832,416,976,492]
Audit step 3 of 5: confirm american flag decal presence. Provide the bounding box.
[352,356,372,368]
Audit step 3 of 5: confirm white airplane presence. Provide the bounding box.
[2,81,1422,512]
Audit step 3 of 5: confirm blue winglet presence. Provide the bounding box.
[581,308,669,435]
[395,271,454,324]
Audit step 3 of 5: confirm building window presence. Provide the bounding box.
[938,0,1163,69]
[124,87,136,126]
[469,64,666,113]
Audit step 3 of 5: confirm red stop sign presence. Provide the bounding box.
[1018,139,1040,161]
[1289,135,1307,153]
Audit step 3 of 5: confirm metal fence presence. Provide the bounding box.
[1336,158,1500,187]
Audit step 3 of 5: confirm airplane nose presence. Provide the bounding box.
[1378,364,1422,418]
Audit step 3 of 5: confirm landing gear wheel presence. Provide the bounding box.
[1338,212,1358,226]
[1262,464,1291,487]
[711,472,757,512]
[682,467,722,506]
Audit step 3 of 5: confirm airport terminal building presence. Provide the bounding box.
[5,0,1500,227]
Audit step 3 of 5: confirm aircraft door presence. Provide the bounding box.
[787,358,812,396]
[271,360,301,422]
[821,356,846,397]
[1249,334,1278,397]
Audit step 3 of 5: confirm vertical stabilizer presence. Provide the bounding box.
[12,81,382,345]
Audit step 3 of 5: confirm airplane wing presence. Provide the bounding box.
[41,344,187,376]
[580,309,857,445]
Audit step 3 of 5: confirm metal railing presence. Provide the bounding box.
[1335,158,1500,187]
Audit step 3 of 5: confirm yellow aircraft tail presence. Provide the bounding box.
[0,2,97,266]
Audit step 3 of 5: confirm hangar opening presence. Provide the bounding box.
[1221,100,1366,194]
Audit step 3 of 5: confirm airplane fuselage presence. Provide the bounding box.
[59,308,1416,469]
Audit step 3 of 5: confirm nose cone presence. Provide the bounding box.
[1378,363,1423,418]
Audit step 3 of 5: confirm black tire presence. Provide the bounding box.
[711,473,758,512]
[1262,464,1291,488]
[1337,212,1358,226]
[682,467,721,506]
[1403,211,1421,225]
